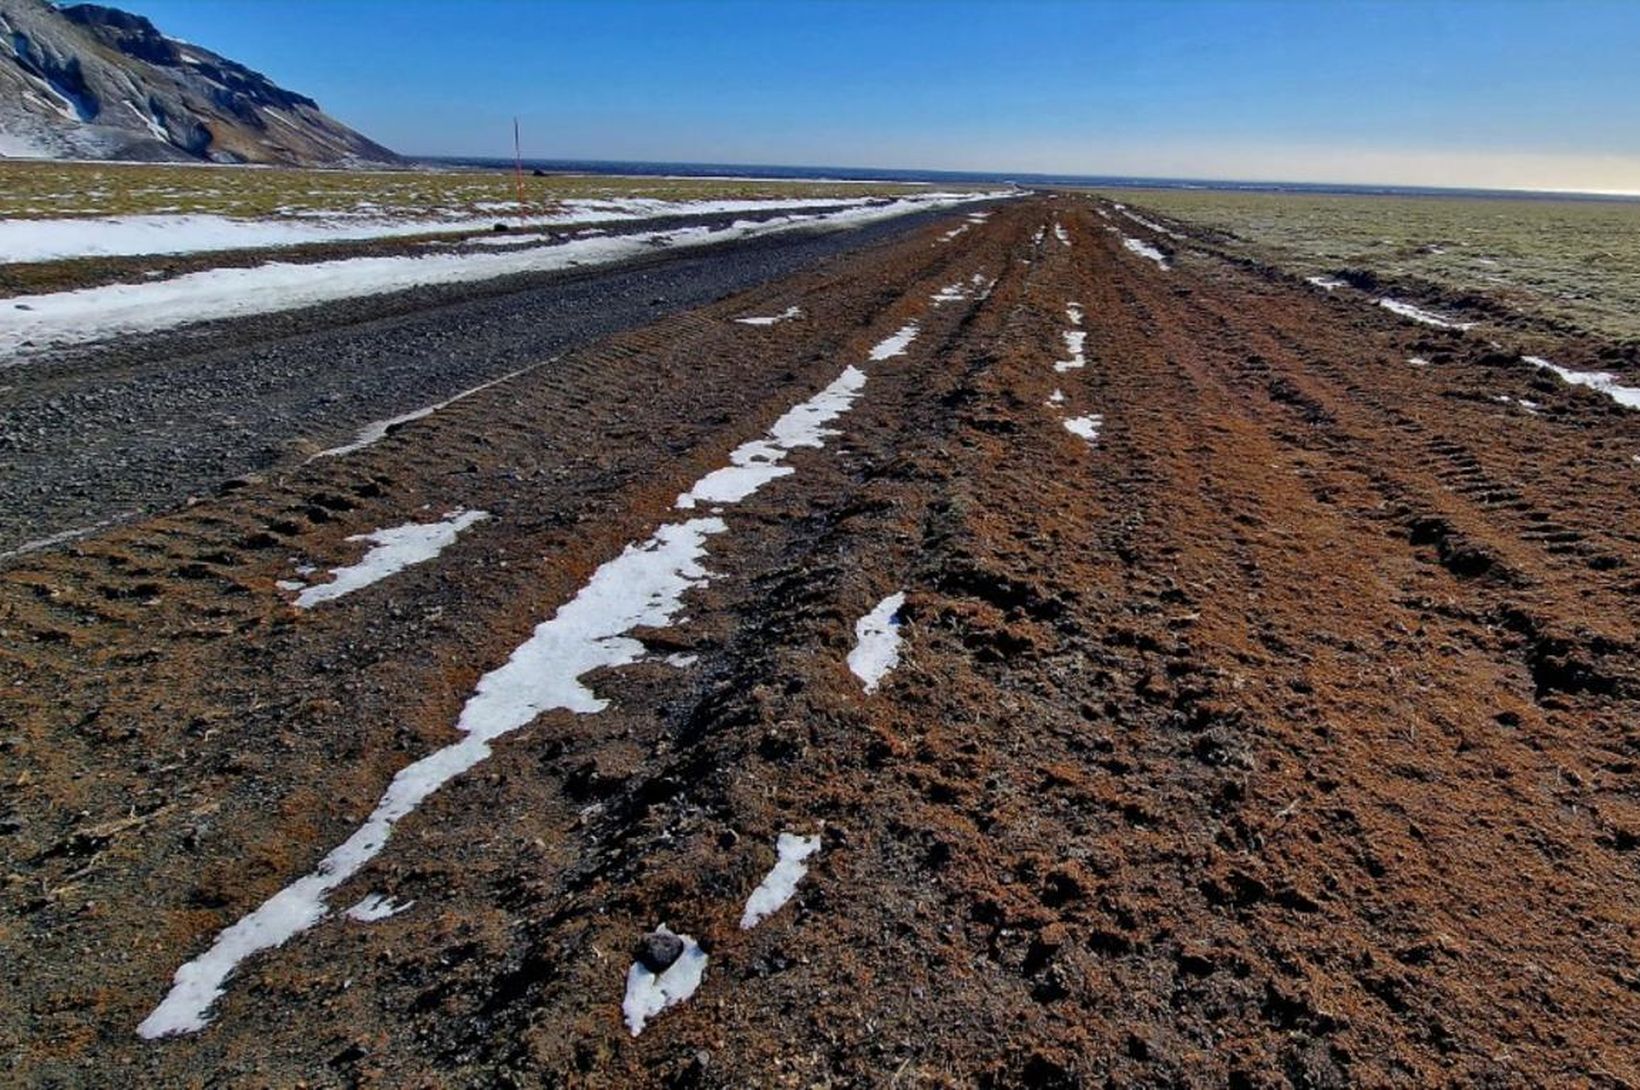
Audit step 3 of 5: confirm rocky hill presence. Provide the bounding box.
[0,0,398,165]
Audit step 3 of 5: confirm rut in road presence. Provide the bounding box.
[3,196,1639,1088]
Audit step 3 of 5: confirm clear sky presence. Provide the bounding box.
[128,0,1640,192]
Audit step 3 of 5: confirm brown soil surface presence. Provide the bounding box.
[5,195,1640,1088]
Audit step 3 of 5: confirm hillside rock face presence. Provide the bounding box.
[0,0,397,165]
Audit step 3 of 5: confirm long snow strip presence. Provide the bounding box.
[623,927,708,1037]
[735,306,802,326]
[137,323,896,1039]
[0,194,974,265]
[847,591,906,693]
[1,194,1007,358]
[1377,298,1474,330]
[288,510,488,609]
[741,832,823,930]
[311,366,539,459]
[1527,356,1640,410]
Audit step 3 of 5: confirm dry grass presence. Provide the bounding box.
[0,160,930,221]
[1097,187,1640,341]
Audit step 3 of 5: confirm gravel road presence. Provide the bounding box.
[0,202,979,556]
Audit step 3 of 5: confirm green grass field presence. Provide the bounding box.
[1098,187,1640,341]
[0,160,930,221]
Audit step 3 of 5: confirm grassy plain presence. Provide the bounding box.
[0,159,928,220]
[1099,187,1640,341]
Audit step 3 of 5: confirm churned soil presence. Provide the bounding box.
[4,195,1640,1088]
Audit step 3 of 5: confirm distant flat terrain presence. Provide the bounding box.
[1098,184,1640,341]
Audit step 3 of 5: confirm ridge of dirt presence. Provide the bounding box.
[5,196,1640,1087]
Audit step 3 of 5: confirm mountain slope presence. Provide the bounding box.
[0,0,397,165]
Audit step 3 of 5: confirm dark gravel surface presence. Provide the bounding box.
[0,202,982,556]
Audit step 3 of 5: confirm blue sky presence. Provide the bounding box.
[131,0,1640,191]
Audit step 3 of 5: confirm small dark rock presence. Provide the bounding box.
[636,929,684,973]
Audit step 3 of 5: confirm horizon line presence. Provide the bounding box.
[413,153,1640,202]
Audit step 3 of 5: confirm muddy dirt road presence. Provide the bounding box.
[5,196,1640,1087]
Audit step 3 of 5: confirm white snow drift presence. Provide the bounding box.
[622,927,708,1037]
[345,894,412,923]
[1120,235,1169,269]
[676,366,869,509]
[287,509,488,608]
[1527,355,1640,410]
[847,591,906,693]
[1054,330,1087,373]
[735,306,802,326]
[1377,298,1473,330]
[1063,414,1105,443]
[741,832,822,929]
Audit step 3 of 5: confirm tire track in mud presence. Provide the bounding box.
[1053,201,1640,1084]
[6,197,1640,1087]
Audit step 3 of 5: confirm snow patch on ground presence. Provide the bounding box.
[676,366,868,508]
[1493,395,1541,414]
[1054,330,1087,373]
[1408,357,1431,366]
[311,366,537,459]
[1047,389,1066,405]
[1054,221,1070,247]
[286,510,488,608]
[869,322,919,361]
[1063,414,1105,443]
[623,927,708,1036]
[1527,356,1640,410]
[1120,236,1169,269]
[345,894,412,923]
[1377,298,1474,330]
[741,833,822,929]
[287,508,488,603]
[735,306,802,326]
[847,591,906,694]
[122,100,168,141]
[1066,303,1083,326]
[932,273,992,305]
[1306,275,1347,291]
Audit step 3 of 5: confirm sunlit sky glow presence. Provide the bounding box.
[128,0,1640,193]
